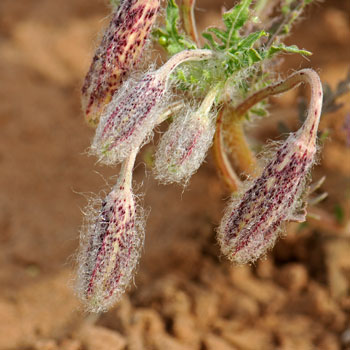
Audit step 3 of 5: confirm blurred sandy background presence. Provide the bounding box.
[0,0,349,349]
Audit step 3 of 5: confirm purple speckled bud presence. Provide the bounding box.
[77,150,143,312]
[81,0,160,127]
[218,69,323,264]
[154,86,219,184]
[91,49,213,165]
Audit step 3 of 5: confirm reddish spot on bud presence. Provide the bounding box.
[91,49,213,165]
[218,132,316,264]
[77,184,143,312]
[154,86,218,184]
[218,69,323,264]
[81,0,160,127]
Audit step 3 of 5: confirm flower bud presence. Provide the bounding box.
[91,49,213,165]
[154,86,219,184]
[81,0,161,127]
[218,69,323,264]
[77,150,143,312]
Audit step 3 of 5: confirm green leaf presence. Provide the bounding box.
[178,37,197,49]
[166,0,180,37]
[237,31,267,49]
[202,1,270,76]
[167,43,185,55]
[334,204,345,224]
[201,32,219,49]
[152,0,196,55]
[266,44,311,58]
[247,48,262,62]
[202,0,253,49]
[222,0,252,34]
[207,27,228,45]
[162,0,314,95]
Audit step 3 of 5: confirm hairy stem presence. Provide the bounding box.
[159,49,213,76]
[224,114,259,177]
[216,68,323,190]
[199,83,221,114]
[157,101,185,124]
[213,109,242,191]
[118,147,138,189]
[181,0,199,45]
[232,69,322,134]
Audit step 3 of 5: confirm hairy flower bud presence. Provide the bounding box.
[91,49,213,165]
[154,86,219,184]
[77,150,143,312]
[218,69,323,264]
[81,0,160,127]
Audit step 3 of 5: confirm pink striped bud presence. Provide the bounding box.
[77,150,143,312]
[91,49,213,165]
[218,70,323,264]
[81,0,160,127]
[154,86,219,184]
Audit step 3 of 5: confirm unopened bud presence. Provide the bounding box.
[91,49,213,165]
[81,0,160,127]
[218,69,323,264]
[154,86,219,184]
[77,150,143,312]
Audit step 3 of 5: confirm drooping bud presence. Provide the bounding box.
[218,69,323,264]
[76,149,143,312]
[154,85,219,184]
[81,0,161,127]
[91,49,213,165]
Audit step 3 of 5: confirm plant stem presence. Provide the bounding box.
[224,114,259,177]
[158,49,213,77]
[213,108,242,191]
[181,0,199,45]
[229,69,321,124]
[118,147,138,189]
[157,101,185,124]
[215,68,323,191]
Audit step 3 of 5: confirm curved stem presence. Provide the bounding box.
[224,116,258,176]
[198,83,221,114]
[213,109,242,191]
[158,49,213,77]
[117,101,187,189]
[157,101,185,124]
[215,69,323,190]
[117,147,138,189]
[157,84,220,127]
[231,69,321,124]
[181,0,200,45]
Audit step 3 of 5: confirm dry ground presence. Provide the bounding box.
[0,0,349,349]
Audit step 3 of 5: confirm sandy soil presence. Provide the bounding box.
[0,0,349,349]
